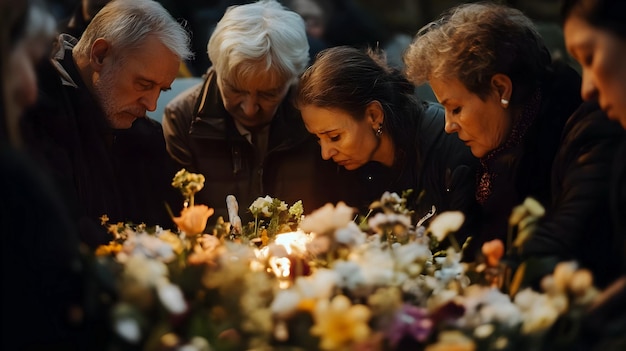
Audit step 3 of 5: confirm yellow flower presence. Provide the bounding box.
[310,295,371,350]
[425,330,476,351]
[95,242,123,256]
[173,205,214,236]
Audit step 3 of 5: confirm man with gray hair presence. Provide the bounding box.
[21,0,193,247]
[163,0,356,225]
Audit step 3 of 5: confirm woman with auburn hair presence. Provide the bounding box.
[404,2,623,288]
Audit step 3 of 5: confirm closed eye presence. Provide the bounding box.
[452,107,461,115]
[329,135,340,142]
[137,81,154,90]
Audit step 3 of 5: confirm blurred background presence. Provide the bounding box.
[38,0,574,116]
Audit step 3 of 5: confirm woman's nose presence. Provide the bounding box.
[320,140,336,160]
[444,116,459,134]
[580,70,598,102]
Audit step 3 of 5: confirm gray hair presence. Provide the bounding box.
[208,0,309,85]
[73,0,192,62]
[404,3,549,103]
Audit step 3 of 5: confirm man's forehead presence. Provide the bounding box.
[222,74,287,93]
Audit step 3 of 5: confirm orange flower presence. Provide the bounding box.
[482,239,504,267]
[95,242,123,256]
[173,205,214,236]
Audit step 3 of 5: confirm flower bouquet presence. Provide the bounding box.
[92,170,605,351]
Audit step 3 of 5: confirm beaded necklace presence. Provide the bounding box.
[476,89,542,204]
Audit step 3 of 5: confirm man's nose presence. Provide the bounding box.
[141,89,160,112]
[240,94,260,116]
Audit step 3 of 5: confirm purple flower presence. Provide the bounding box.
[387,304,434,347]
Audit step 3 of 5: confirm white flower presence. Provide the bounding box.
[514,288,560,334]
[271,289,303,318]
[368,212,412,234]
[300,202,355,234]
[335,221,366,247]
[393,242,432,269]
[157,281,187,314]
[306,234,331,255]
[119,231,176,263]
[453,285,521,328]
[249,195,274,216]
[427,211,464,242]
[122,255,168,288]
[277,200,288,212]
[381,191,403,204]
[114,317,142,343]
[178,337,212,351]
[523,197,545,217]
[112,303,143,343]
[334,260,367,291]
[350,247,395,289]
[295,269,339,300]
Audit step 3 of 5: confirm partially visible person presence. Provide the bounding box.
[295,45,479,236]
[21,0,193,248]
[562,0,626,131]
[163,0,350,225]
[58,0,112,39]
[404,2,623,288]
[562,0,626,348]
[1,1,87,349]
[283,0,330,59]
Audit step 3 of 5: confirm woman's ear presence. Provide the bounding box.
[90,38,110,72]
[365,100,384,129]
[491,73,513,106]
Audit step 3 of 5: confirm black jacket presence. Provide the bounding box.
[466,61,624,288]
[21,35,180,248]
[344,101,479,235]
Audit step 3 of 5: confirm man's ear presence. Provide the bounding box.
[491,73,513,103]
[366,100,384,130]
[90,38,110,72]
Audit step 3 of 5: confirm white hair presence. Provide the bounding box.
[73,0,193,62]
[207,0,309,85]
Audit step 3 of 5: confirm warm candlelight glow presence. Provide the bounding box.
[274,230,310,255]
[269,256,292,289]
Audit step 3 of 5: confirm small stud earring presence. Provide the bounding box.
[375,124,383,137]
[501,98,509,107]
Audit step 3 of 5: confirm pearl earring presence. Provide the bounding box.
[501,98,509,107]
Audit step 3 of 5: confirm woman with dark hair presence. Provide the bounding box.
[404,2,623,287]
[295,45,479,238]
[562,0,626,348]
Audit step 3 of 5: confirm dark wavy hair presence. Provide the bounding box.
[295,45,423,154]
